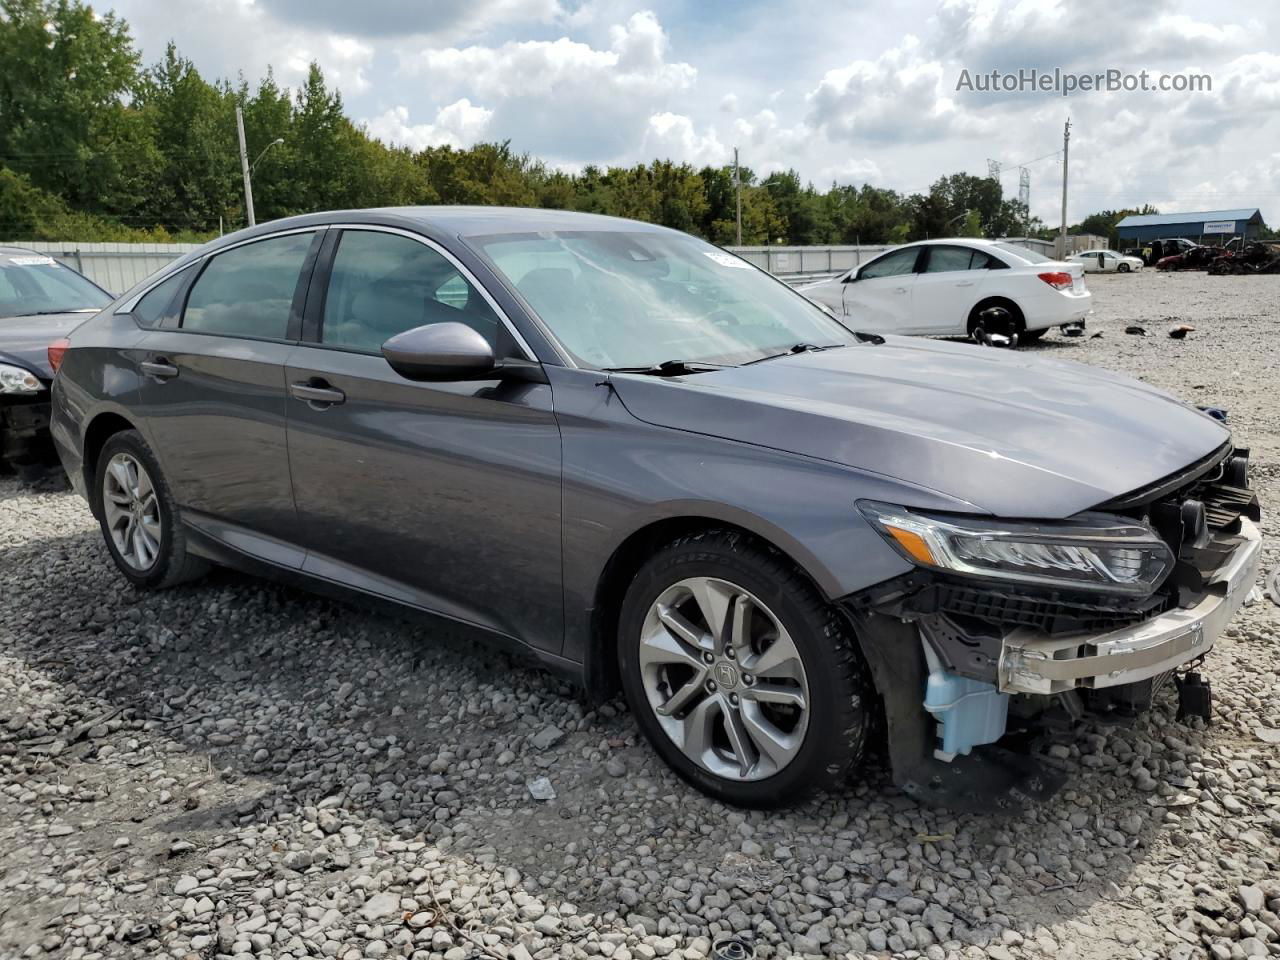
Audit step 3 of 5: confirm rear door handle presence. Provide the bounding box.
[893,287,908,294]
[140,359,179,380]
[956,280,975,287]
[290,381,346,407]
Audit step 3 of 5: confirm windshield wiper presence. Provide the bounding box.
[13,308,99,317]
[743,342,842,365]
[602,359,728,377]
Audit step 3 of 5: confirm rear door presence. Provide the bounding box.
[910,245,992,335]
[284,226,564,652]
[133,229,321,563]
[840,246,922,332]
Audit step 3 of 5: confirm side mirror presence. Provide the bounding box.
[382,322,496,381]
[843,270,859,283]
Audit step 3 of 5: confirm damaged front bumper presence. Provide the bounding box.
[0,395,55,467]
[999,517,1261,695]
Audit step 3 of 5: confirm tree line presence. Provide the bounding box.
[1,0,1049,246]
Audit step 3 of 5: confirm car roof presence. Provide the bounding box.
[0,245,39,255]
[907,238,1002,247]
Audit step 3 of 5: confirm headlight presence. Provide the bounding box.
[858,501,1174,596]
[0,363,43,394]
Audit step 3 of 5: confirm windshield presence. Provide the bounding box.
[993,242,1053,264]
[471,230,854,368]
[0,253,111,318]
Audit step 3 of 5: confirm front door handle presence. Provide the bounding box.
[893,286,908,294]
[140,359,179,380]
[956,280,975,287]
[290,381,346,407]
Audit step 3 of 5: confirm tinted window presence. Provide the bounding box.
[321,230,504,353]
[183,232,314,339]
[859,247,919,279]
[923,246,980,273]
[131,268,190,328]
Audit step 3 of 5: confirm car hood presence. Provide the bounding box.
[0,312,90,379]
[608,337,1229,518]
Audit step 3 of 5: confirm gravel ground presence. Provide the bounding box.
[1,269,1278,960]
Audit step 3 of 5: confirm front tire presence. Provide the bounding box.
[1118,263,1131,273]
[617,530,873,807]
[94,430,208,589]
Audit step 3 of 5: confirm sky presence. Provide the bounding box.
[106,0,1280,228]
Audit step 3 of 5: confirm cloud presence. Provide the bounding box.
[806,36,993,144]
[641,113,726,167]
[364,100,495,150]
[399,11,697,164]
[256,0,562,40]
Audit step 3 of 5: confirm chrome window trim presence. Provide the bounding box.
[115,226,322,314]
[326,223,541,364]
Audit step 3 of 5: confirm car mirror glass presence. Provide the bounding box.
[382,321,497,382]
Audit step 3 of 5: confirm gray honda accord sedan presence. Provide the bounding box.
[50,207,1261,808]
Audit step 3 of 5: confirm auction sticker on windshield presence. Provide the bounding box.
[703,251,752,269]
[5,255,58,267]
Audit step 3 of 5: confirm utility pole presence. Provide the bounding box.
[733,147,743,246]
[1059,118,1070,257]
[1019,168,1031,237]
[236,106,256,228]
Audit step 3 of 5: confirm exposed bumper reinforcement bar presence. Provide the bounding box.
[999,519,1262,695]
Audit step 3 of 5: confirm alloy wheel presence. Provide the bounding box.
[102,452,162,570]
[638,576,810,781]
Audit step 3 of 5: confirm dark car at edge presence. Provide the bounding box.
[49,208,1262,808]
[0,246,111,476]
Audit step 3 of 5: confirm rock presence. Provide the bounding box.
[1240,885,1266,914]
[173,876,199,896]
[360,892,402,922]
[531,726,565,750]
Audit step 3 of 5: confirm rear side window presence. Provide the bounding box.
[182,232,314,339]
[131,268,190,328]
[923,246,981,273]
[859,247,919,279]
[320,230,504,353]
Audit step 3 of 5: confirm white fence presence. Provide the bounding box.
[4,237,1066,296]
[1,241,202,295]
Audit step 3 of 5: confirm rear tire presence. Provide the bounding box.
[617,530,873,807]
[94,430,208,589]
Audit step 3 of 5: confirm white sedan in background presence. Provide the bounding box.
[800,238,1091,342]
[1068,249,1144,273]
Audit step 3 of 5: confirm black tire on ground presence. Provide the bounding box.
[1118,263,1131,273]
[1019,327,1047,342]
[617,529,874,807]
[94,429,209,589]
[968,300,1025,343]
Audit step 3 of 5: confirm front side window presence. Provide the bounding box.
[859,247,920,280]
[131,267,191,328]
[182,232,314,339]
[0,253,111,318]
[321,231,505,354]
[473,230,854,369]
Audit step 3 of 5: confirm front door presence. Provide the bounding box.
[841,246,922,332]
[134,229,320,561]
[284,227,564,652]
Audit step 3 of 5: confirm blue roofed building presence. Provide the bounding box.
[1116,208,1265,245]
